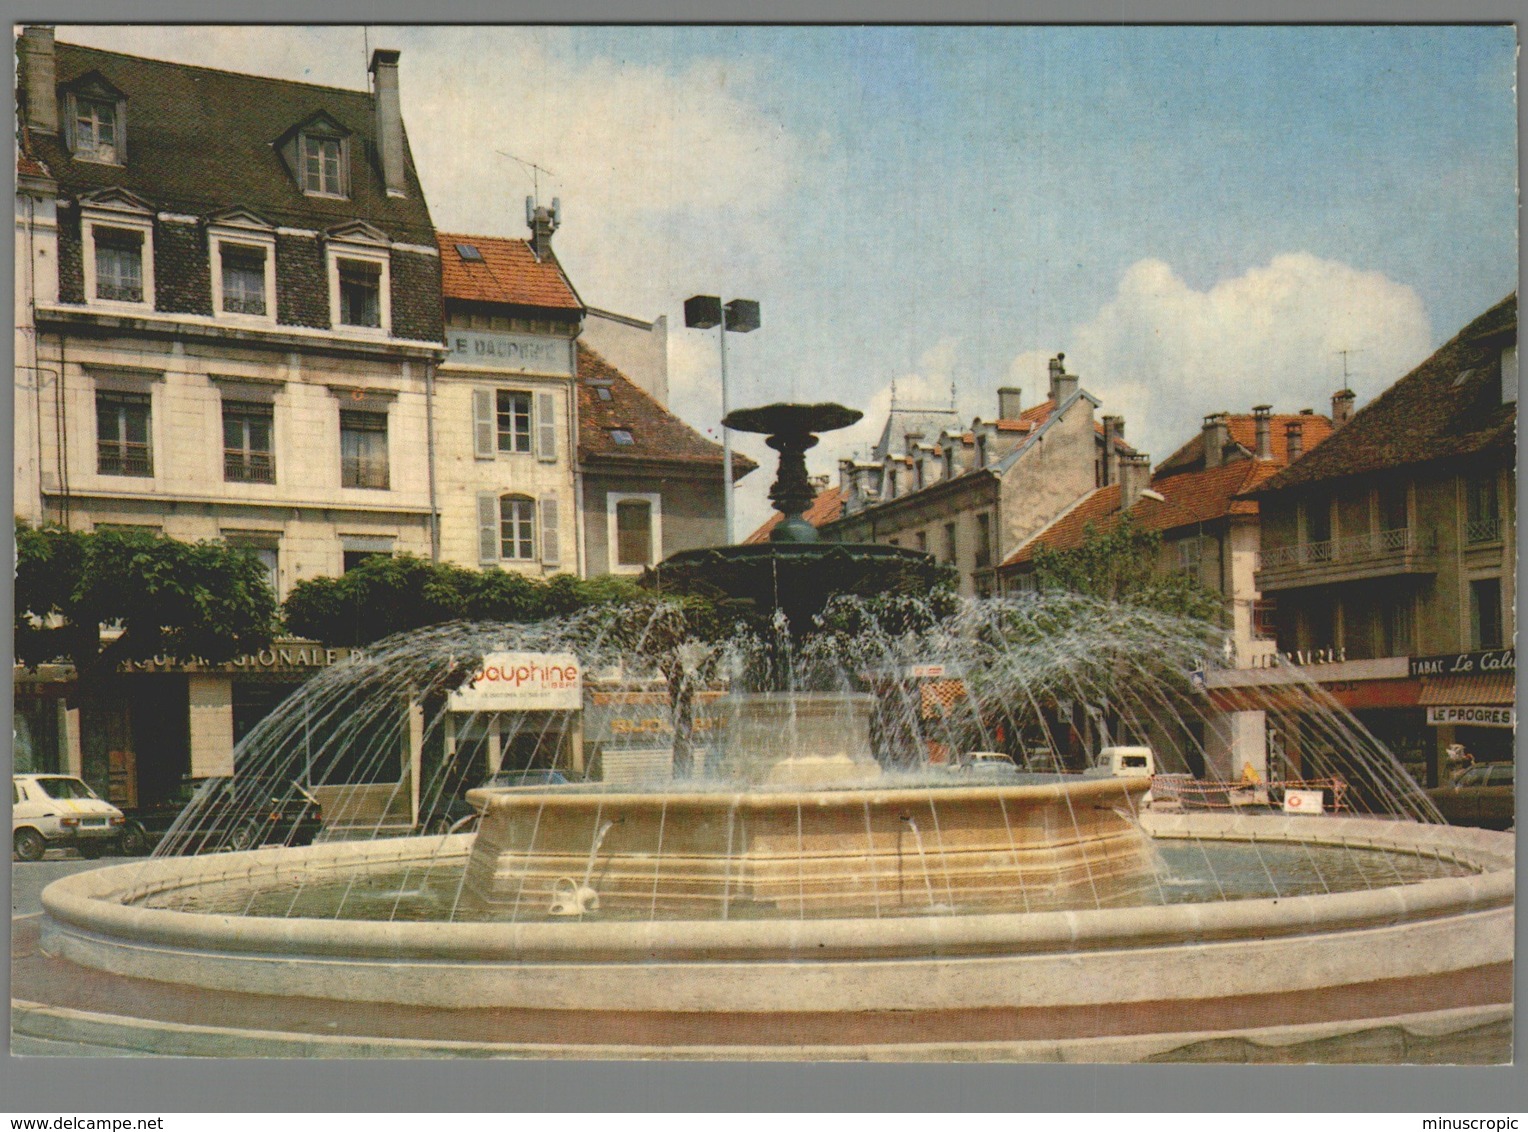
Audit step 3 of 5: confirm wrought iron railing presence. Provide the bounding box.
[1260,526,1431,571]
[225,452,275,483]
[1466,516,1503,544]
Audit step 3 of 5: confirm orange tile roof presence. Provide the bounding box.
[744,485,846,544]
[436,231,583,312]
[576,343,756,474]
[1001,457,1288,568]
[1156,412,1335,475]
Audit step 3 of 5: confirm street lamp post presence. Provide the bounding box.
[685,295,760,544]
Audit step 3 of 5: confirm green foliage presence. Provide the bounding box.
[1030,513,1222,623]
[14,520,279,672]
[281,554,651,647]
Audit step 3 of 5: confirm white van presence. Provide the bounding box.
[1103,746,1155,777]
[1083,746,1156,779]
[13,774,126,861]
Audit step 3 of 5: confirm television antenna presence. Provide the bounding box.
[1335,348,1364,390]
[496,151,558,207]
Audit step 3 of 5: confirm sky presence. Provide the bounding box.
[59,24,1519,535]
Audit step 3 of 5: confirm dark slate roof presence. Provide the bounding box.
[1252,294,1517,493]
[437,231,582,312]
[37,41,435,243]
[576,343,757,476]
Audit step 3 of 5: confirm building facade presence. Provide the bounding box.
[576,343,753,575]
[1222,295,1518,790]
[824,355,1135,596]
[434,222,584,575]
[14,30,444,807]
[1000,404,1337,776]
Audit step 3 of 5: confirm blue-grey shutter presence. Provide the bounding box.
[473,389,495,459]
[477,492,499,564]
[539,496,561,567]
[536,391,557,462]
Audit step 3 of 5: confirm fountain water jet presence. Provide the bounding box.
[20,402,1513,1062]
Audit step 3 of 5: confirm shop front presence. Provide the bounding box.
[439,652,584,798]
[1413,650,1516,772]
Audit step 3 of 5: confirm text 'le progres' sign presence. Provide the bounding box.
[448,653,582,712]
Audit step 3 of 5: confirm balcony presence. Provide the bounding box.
[1466,516,1503,545]
[1256,526,1438,592]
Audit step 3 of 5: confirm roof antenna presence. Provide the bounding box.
[362,26,370,86]
[1335,348,1363,390]
[950,381,957,411]
[890,380,898,411]
[496,151,558,208]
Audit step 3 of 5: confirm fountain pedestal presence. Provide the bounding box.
[719,692,882,785]
[462,776,1156,917]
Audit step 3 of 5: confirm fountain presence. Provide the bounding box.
[19,403,1513,1062]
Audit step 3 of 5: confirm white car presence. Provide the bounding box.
[13,774,126,861]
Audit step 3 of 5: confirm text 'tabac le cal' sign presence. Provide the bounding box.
[448,653,582,712]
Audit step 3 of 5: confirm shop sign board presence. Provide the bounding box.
[446,329,573,374]
[1409,648,1515,678]
[1425,705,1515,728]
[448,652,581,712]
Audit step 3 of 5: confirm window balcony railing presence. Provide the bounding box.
[341,456,389,490]
[98,444,152,477]
[1260,526,1431,571]
[1466,516,1503,544]
[225,452,275,483]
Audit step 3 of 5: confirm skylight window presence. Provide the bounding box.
[596,386,613,401]
[455,243,483,263]
[610,429,635,446]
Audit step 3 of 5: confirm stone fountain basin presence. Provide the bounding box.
[37,812,1512,1022]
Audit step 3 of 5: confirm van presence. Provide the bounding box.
[1098,746,1155,778]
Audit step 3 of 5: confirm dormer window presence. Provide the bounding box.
[303,133,344,196]
[208,209,277,325]
[74,96,119,162]
[94,229,143,302]
[62,75,127,165]
[79,190,155,311]
[324,223,391,336]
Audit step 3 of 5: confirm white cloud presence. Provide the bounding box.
[1044,253,1433,465]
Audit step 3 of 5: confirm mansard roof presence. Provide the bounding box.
[35,41,435,243]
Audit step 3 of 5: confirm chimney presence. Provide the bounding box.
[1118,453,1152,508]
[997,386,1022,419]
[1202,412,1229,468]
[1100,415,1122,485]
[1285,419,1305,462]
[1331,388,1355,428]
[528,200,559,261]
[368,49,406,198]
[18,26,58,136]
[1048,354,1078,404]
[1252,404,1273,459]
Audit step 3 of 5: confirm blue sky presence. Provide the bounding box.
[61,24,1519,532]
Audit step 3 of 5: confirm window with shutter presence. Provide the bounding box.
[536,392,558,462]
[477,493,498,564]
[473,389,495,459]
[540,496,561,566]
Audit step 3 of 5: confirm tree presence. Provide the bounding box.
[281,553,651,647]
[1030,513,1221,623]
[14,521,279,676]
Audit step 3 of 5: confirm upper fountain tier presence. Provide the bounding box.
[647,402,947,636]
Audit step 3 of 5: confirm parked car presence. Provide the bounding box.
[13,774,126,861]
[949,751,1022,778]
[1425,762,1514,830]
[128,775,324,855]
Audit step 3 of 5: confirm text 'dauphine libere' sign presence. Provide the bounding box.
[448,653,582,712]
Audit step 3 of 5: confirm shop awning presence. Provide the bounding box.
[1418,673,1516,706]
